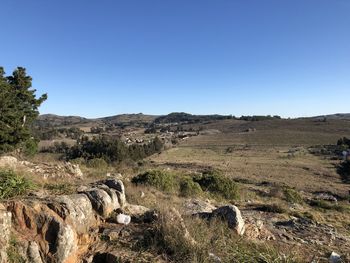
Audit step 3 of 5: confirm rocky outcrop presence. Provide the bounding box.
[0,156,83,179]
[2,178,126,263]
[0,204,12,263]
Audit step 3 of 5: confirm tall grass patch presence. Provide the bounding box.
[0,169,36,200]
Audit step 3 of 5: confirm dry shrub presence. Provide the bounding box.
[136,207,299,263]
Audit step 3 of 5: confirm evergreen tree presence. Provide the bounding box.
[0,67,47,153]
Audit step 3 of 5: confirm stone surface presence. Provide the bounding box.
[329,252,341,263]
[0,155,18,168]
[183,199,216,215]
[168,208,197,245]
[27,241,44,263]
[211,205,245,235]
[101,179,126,208]
[2,179,130,263]
[81,187,119,218]
[0,204,12,263]
[0,156,83,179]
[48,194,97,234]
[55,223,77,263]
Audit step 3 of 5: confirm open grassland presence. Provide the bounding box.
[145,118,350,260]
[151,118,350,195]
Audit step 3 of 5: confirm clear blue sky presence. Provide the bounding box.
[1,0,349,118]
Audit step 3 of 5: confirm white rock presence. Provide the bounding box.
[329,252,341,263]
[116,214,131,225]
[212,205,245,235]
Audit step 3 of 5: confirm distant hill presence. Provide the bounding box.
[99,113,158,125]
[36,113,158,128]
[36,112,350,129]
[36,114,90,127]
[153,112,233,124]
[311,113,350,121]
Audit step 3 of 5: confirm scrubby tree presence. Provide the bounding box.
[0,67,47,153]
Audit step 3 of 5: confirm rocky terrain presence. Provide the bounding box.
[1,115,350,263]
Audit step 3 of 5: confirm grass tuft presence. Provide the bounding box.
[0,170,36,200]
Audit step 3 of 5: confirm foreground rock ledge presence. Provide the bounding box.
[0,178,126,263]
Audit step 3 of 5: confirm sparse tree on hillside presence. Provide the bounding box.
[0,67,47,153]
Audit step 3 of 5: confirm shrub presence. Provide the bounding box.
[179,177,203,197]
[0,170,36,199]
[87,158,108,169]
[309,200,349,212]
[22,138,39,156]
[132,170,176,192]
[283,186,303,204]
[193,170,239,200]
[337,160,350,183]
[255,203,286,214]
[337,137,350,147]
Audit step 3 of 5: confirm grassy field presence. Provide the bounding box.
[150,118,350,195]
[142,118,350,260]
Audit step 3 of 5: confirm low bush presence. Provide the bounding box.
[179,177,203,197]
[0,170,36,200]
[22,138,39,156]
[255,203,286,214]
[132,170,177,192]
[86,158,108,169]
[337,160,350,184]
[193,170,239,200]
[283,186,303,204]
[309,200,349,212]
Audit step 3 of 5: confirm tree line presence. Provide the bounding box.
[66,136,163,163]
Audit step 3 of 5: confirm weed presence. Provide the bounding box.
[44,182,76,195]
[0,170,36,200]
[283,186,303,204]
[86,158,108,169]
[7,235,25,263]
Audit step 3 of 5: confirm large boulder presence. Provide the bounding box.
[81,186,120,218]
[101,179,126,208]
[211,205,245,235]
